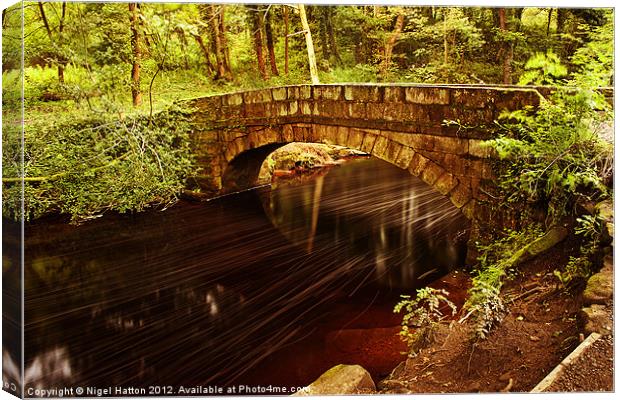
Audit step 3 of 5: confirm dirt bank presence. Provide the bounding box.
[380,235,612,393]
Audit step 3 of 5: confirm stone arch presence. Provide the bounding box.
[219,122,478,220]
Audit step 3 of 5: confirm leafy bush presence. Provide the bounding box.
[2,105,196,222]
[394,287,456,349]
[489,83,612,225]
[554,214,604,285]
[465,226,543,338]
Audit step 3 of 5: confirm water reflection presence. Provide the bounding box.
[7,157,469,394]
[264,158,469,289]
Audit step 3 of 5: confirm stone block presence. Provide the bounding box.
[384,103,405,121]
[408,153,430,176]
[348,102,367,119]
[395,146,415,169]
[300,101,312,116]
[287,86,300,100]
[461,200,476,220]
[366,103,386,120]
[441,153,468,176]
[344,86,381,102]
[315,86,342,101]
[323,125,340,146]
[288,100,299,116]
[384,86,404,103]
[420,161,445,186]
[336,126,350,146]
[276,103,288,117]
[434,172,458,195]
[300,86,312,99]
[405,87,450,105]
[347,128,365,150]
[312,102,320,116]
[468,139,494,158]
[244,89,272,104]
[264,126,281,145]
[449,180,472,208]
[245,103,265,118]
[272,87,287,101]
[372,136,389,158]
[223,93,243,106]
[282,125,294,142]
[293,125,308,142]
[383,141,404,164]
[431,136,468,155]
[451,88,492,109]
[360,133,377,153]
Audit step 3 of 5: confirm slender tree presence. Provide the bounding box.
[129,2,142,106]
[264,8,279,76]
[209,5,230,80]
[284,6,289,75]
[298,4,319,84]
[382,11,405,76]
[192,33,215,74]
[325,8,342,65]
[248,5,268,80]
[37,1,67,84]
[497,8,513,84]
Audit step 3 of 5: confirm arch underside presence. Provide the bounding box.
[217,122,495,220]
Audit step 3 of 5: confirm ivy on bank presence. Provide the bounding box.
[2,105,197,223]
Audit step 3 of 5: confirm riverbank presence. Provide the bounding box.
[299,206,614,394]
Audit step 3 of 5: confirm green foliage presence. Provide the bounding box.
[394,287,456,348]
[570,18,614,87]
[518,52,568,85]
[554,214,603,285]
[466,226,543,338]
[2,106,196,222]
[489,58,612,225]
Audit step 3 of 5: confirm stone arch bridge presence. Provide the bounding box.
[186,84,545,223]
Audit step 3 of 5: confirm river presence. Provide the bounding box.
[3,157,470,395]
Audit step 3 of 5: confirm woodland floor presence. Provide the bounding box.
[379,236,614,394]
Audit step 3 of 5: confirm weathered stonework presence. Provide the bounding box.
[186,84,548,223]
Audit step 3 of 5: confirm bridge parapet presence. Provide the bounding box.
[186,84,546,220]
[190,83,543,140]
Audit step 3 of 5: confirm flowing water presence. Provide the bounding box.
[3,157,470,395]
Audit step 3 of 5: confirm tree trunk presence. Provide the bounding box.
[443,10,448,65]
[557,8,566,33]
[217,5,232,78]
[498,8,512,85]
[546,8,553,36]
[265,8,279,76]
[298,4,319,84]
[210,5,228,80]
[192,34,214,74]
[249,6,268,80]
[326,8,342,66]
[129,2,142,106]
[284,6,289,75]
[319,7,330,61]
[38,1,66,84]
[382,12,404,76]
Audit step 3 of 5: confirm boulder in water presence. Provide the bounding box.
[295,364,376,395]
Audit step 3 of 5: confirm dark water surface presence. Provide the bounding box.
[4,157,470,395]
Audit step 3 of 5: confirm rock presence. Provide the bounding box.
[583,268,613,305]
[580,305,612,336]
[378,379,411,393]
[465,382,481,392]
[295,364,376,395]
[499,371,512,382]
[595,200,613,223]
